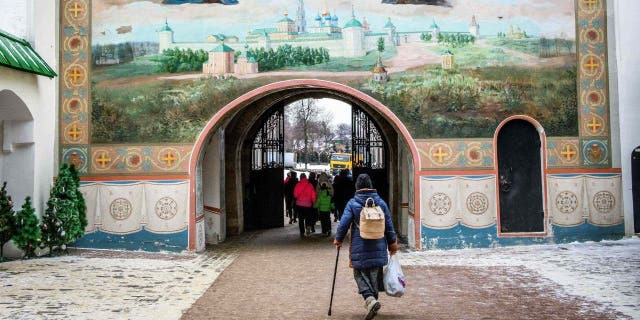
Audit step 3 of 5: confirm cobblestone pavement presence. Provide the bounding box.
[0,236,247,320]
[1,220,639,320]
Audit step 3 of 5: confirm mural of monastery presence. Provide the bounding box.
[91,0,577,143]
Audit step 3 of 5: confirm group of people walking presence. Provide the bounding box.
[285,169,399,319]
[283,169,355,237]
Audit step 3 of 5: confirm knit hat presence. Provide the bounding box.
[355,173,373,190]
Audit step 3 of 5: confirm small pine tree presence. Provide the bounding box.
[68,164,87,239]
[13,197,41,258]
[40,164,84,255]
[0,182,16,260]
[40,196,65,255]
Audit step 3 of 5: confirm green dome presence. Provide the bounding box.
[160,21,173,32]
[344,18,363,28]
[278,17,295,23]
[211,43,234,53]
[384,18,395,29]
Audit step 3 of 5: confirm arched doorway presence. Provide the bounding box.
[0,90,35,209]
[189,80,420,251]
[496,117,546,234]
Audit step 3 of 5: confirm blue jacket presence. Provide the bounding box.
[335,189,397,269]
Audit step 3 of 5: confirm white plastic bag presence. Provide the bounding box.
[383,254,406,297]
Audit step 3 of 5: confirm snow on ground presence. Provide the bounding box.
[399,237,640,319]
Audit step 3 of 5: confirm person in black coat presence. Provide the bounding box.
[283,171,298,224]
[332,169,354,222]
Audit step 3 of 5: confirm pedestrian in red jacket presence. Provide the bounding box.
[293,173,317,237]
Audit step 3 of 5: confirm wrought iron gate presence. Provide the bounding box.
[352,106,388,202]
[247,106,285,230]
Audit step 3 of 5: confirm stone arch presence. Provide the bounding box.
[188,79,421,250]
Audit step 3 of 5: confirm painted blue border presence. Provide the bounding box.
[421,221,624,250]
[73,227,188,252]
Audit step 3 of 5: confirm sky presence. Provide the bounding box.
[92,0,576,45]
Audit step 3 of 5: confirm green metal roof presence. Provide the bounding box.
[211,43,235,53]
[0,29,56,78]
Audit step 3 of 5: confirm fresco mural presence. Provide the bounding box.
[90,0,577,143]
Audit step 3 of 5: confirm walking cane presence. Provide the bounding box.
[328,246,340,316]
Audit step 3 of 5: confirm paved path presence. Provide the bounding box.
[1,220,638,319]
[182,221,635,320]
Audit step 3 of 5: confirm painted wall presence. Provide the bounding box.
[53,0,635,251]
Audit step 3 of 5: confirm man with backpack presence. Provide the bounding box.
[333,173,398,320]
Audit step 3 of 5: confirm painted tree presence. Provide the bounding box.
[377,37,385,56]
[0,182,16,261]
[13,197,41,258]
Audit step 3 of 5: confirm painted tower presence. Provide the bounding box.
[384,17,399,46]
[295,0,306,33]
[430,18,440,42]
[202,43,235,76]
[469,15,479,38]
[235,44,259,75]
[158,19,174,53]
[342,6,365,57]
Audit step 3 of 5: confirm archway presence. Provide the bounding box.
[495,116,547,235]
[189,80,420,251]
[0,90,35,209]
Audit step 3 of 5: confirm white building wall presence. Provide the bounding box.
[611,1,640,235]
[0,0,57,256]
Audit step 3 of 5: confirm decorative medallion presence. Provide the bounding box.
[428,192,452,215]
[62,146,88,173]
[555,191,579,214]
[466,192,488,215]
[582,139,609,166]
[593,191,615,213]
[109,198,132,220]
[155,197,178,220]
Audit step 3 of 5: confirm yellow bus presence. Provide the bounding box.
[330,153,351,171]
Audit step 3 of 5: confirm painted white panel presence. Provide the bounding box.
[586,175,623,226]
[548,175,586,227]
[459,176,497,228]
[144,181,189,233]
[79,183,99,233]
[420,177,458,228]
[99,183,144,234]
